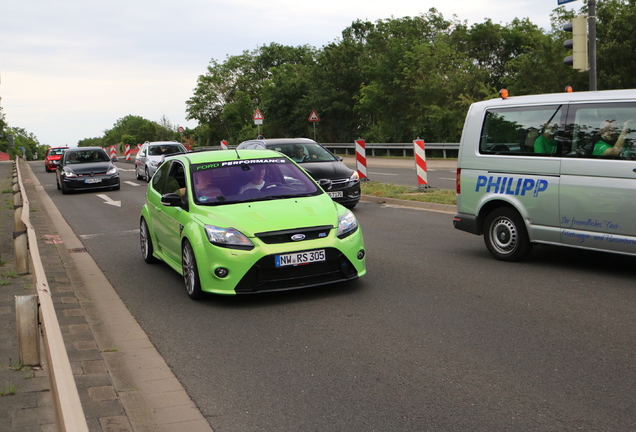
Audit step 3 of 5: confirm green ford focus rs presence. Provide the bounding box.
[139,149,366,299]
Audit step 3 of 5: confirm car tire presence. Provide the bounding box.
[145,168,151,183]
[140,218,157,264]
[56,178,61,190]
[483,207,532,262]
[182,240,204,300]
[136,168,143,180]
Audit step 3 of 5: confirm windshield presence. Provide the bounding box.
[65,150,110,164]
[191,157,322,205]
[148,144,185,156]
[266,143,337,162]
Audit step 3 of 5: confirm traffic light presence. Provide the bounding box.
[563,15,588,71]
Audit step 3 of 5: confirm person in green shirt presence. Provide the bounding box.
[593,119,632,156]
[533,122,558,154]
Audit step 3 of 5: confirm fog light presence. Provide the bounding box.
[214,267,229,278]
[357,249,365,260]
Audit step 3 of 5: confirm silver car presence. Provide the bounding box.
[134,141,187,182]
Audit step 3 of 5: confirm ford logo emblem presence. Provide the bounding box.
[291,234,306,241]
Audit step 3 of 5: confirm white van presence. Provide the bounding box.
[453,89,636,261]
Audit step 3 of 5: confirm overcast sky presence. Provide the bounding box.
[1,0,581,147]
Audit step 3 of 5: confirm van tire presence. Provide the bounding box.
[483,207,532,262]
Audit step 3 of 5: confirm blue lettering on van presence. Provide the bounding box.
[475,176,548,197]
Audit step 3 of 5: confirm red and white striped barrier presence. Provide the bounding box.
[355,139,368,181]
[109,145,117,159]
[220,140,228,150]
[413,139,428,189]
[125,145,131,161]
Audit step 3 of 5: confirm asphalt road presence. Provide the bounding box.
[340,156,457,189]
[33,161,636,431]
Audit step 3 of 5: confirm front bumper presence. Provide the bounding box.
[194,228,366,295]
[60,175,120,191]
[328,181,361,207]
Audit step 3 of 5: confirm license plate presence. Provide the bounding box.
[84,178,102,184]
[275,249,326,267]
[327,191,343,198]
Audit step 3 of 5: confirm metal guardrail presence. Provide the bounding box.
[13,158,89,432]
[322,143,460,158]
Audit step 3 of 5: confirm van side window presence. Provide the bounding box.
[480,105,564,156]
[565,103,636,159]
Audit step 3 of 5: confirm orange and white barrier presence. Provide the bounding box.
[355,139,368,181]
[109,145,117,159]
[414,139,428,189]
[221,140,228,150]
[125,145,131,161]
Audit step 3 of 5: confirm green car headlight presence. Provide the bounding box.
[204,225,254,250]
[337,209,358,239]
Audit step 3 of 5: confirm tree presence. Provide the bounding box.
[596,0,636,89]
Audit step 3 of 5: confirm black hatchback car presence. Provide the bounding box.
[56,147,120,194]
[237,138,360,208]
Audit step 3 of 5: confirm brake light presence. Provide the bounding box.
[456,168,461,194]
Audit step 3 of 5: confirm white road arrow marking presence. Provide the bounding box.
[96,194,122,207]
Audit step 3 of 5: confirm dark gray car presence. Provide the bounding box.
[237,138,360,208]
[55,147,120,194]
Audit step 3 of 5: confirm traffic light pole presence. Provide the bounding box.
[588,0,597,91]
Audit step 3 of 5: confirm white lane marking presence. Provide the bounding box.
[124,181,142,186]
[96,194,122,207]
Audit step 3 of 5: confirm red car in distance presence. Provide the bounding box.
[44,147,69,172]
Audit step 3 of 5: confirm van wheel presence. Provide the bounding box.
[483,207,532,262]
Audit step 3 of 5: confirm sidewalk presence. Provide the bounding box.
[0,160,212,432]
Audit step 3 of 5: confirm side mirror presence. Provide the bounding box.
[336,155,343,161]
[318,179,332,191]
[161,193,182,207]
[111,156,119,162]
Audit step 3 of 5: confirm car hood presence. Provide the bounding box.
[298,161,353,180]
[65,162,114,174]
[194,195,339,237]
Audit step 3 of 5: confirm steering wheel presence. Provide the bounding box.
[264,182,284,190]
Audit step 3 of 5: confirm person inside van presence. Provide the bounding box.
[533,122,558,154]
[593,119,632,156]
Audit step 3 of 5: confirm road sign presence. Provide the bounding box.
[308,110,320,122]
[177,126,185,133]
[558,0,578,4]
[253,109,264,125]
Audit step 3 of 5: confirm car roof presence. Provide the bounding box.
[145,141,183,146]
[239,138,318,147]
[66,146,104,152]
[174,149,288,167]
